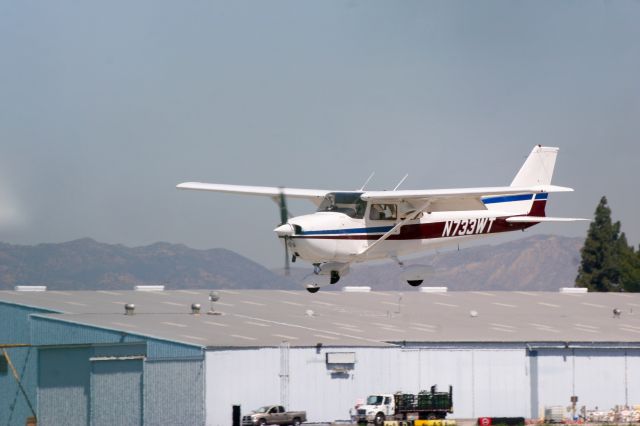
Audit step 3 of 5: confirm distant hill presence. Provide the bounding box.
[0,235,583,291]
[0,238,297,290]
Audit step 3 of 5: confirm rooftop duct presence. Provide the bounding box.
[342,286,371,293]
[420,287,448,293]
[560,287,587,294]
[134,285,165,291]
[14,286,47,292]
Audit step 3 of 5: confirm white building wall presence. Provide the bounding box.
[205,346,640,426]
[205,346,531,425]
[205,348,281,426]
[628,350,640,407]
[536,348,640,417]
[467,349,530,417]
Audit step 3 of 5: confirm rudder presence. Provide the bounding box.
[510,145,559,187]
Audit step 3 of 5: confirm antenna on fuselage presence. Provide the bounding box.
[393,174,409,191]
[359,172,375,191]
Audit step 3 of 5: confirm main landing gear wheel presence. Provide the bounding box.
[306,285,320,294]
[330,270,340,284]
[399,264,434,288]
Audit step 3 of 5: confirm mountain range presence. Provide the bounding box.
[0,235,584,291]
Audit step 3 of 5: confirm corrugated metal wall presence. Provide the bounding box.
[91,359,143,426]
[38,347,92,426]
[38,343,149,426]
[205,344,640,425]
[144,359,204,426]
[535,348,640,418]
[205,346,531,424]
[30,316,206,426]
[0,302,53,426]
[205,348,281,426]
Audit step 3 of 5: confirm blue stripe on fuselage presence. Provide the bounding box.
[482,193,534,204]
[299,225,394,236]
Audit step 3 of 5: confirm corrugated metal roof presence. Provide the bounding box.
[1,289,639,347]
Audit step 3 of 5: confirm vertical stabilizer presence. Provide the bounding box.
[510,145,559,187]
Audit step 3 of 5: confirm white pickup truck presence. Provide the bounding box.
[242,405,306,426]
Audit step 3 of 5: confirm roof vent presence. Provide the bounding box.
[420,286,448,293]
[207,291,222,315]
[342,286,371,292]
[134,285,165,291]
[14,285,47,292]
[124,303,135,315]
[559,287,587,294]
[191,303,201,315]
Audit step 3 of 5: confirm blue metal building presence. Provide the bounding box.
[1,296,205,426]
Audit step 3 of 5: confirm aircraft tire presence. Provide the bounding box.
[306,286,320,294]
[407,279,423,287]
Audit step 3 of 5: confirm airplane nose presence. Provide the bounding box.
[274,223,295,237]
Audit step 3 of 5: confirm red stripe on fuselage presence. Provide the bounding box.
[292,217,538,241]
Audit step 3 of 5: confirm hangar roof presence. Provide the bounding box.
[1,289,639,348]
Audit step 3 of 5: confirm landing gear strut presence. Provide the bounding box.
[305,262,348,293]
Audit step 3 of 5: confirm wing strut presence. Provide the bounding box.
[357,200,432,257]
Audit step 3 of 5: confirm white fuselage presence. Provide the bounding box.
[283,208,523,264]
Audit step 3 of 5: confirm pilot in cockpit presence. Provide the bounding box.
[370,204,396,220]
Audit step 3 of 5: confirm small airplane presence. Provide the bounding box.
[178,145,585,293]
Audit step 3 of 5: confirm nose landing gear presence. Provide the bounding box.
[304,263,349,293]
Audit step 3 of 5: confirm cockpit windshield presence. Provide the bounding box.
[317,192,366,219]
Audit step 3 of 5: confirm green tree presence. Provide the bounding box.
[576,196,624,291]
[618,239,640,292]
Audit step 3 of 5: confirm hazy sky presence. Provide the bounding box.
[1,1,638,268]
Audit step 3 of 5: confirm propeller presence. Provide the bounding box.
[278,188,290,276]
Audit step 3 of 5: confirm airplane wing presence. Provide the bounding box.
[361,184,574,212]
[176,182,330,205]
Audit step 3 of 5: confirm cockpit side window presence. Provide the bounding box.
[317,192,366,219]
[369,204,397,221]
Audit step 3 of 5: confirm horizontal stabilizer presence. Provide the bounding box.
[506,216,588,223]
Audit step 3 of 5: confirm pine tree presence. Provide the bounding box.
[618,239,640,292]
[576,196,623,291]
